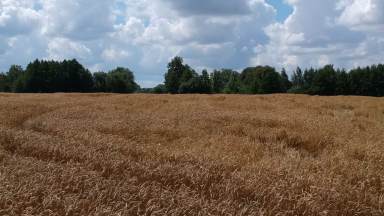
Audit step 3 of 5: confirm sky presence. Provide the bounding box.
[0,0,383,88]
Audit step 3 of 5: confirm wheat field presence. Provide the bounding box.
[0,93,383,215]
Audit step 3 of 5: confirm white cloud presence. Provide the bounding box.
[253,0,384,73]
[318,55,330,67]
[241,46,248,52]
[0,3,41,36]
[101,46,130,62]
[46,38,92,60]
[39,0,115,40]
[253,44,264,53]
[0,0,383,86]
[337,0,384,26]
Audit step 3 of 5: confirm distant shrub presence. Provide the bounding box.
[287,86,306,94]
[150,84,166,94]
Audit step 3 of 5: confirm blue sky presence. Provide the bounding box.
[265,0,293,22]
[1,0,383,87]
[33,3,43,12]
[114,1,126,25]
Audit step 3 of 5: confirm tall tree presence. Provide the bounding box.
[178,65,199,94]
[349,67,364,95]
[200,69,212,94]
[310,65,337,95]
[38,60,56,93]
[360,66,373,96]
[377,64,384,96]
[24,59,42,92]
[240,66,276,86]
[211,70,223,94]
[220,69,236,87]
[260,72,282,94]
[223,72,240,94]
[179,76,202,94]
[180,64,196,84]
[336,69,350,95]
[279,68,291,92]
[164,56,185,94]
[164,71,180,94]
[7,65,24,88]
[303,67,316,92]
[250,77,260,94]
[93,72,108,92]
[107,67,138,94]
[291,66,304,88]
[0,72,11,92]
[12,75,27,93]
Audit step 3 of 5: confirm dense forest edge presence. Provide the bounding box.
[1,56,384,96]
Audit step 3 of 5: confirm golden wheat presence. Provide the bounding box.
[0,93,383,215]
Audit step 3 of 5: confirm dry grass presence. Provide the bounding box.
[0,93,383,215]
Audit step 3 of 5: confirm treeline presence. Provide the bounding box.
[0,59,139,93]
[146,56,384,96]
[1,56,384,96]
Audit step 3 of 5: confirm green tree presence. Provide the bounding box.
[179,76,202,94]
[279,68,291,92]
[360,66,373,96]
[164,71,180,94]
[150,84,166,94]
[178,64,199,94]
[250,77,260,94]
[167,56,185,78]
[12,75,27,93]
[291,66,304,88]
[240,66,276,85]
[164,56,185,94]
[210,70,223,93]
[220,69,235,87]
[7,65,24,88]
[310,65,337,95]
[239,66,260,85]
[106,73,128,93]
[376,64,384,96]
[210,69,238,93]
[80,69,94,93]
[287,86,306,94]
[64,59,93,93]
[107,67,138,94]
[55,60,68,92]
[260,72,282,94]
[303,67,316,92]
[0,72,11,92]
[93,72,108,92]
[349,67,364,95]
[38,60,56,93]
[336,69,350,95]
[200,69,212,94]
[180,65,196,83]
[23,59,43,92]
[369,65,380,96]
[223,72,240,94]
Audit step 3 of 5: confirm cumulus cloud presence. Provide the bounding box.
[252,0,384,72]
[39,0,115,40]
[337,0,384,27]
[0,0,383,86]
[108,0,275,72]
[46,38,92,60]
[0,2,41,36]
